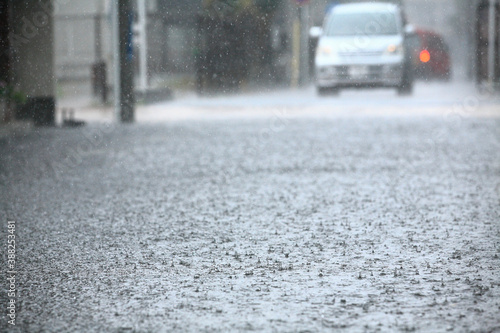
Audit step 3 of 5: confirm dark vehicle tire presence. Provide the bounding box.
[397,82,413,95]
[397,83,413,96]
[397,68,414,96]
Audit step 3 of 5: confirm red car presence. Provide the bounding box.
[408,29,452,81]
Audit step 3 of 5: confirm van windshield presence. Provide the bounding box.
[325,12,399,36]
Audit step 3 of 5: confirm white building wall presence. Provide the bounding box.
[54,0,112,80]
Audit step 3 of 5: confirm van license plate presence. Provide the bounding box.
[349,65,369,78]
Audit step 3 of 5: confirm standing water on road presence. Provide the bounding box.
[1,0,499,332]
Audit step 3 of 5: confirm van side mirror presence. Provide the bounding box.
[404,24,415,36]
[309,26,323,39]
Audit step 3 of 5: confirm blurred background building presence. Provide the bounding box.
[51,0,498,100]
[54,0,300,98]
[0,0,499,125]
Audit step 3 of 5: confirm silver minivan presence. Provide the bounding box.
[314,2,413,95]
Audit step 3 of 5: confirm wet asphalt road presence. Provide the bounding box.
[1,85,500,332]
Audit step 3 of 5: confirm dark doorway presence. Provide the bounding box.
[0,0,9,83]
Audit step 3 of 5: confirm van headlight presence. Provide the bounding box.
[385,44,403,55]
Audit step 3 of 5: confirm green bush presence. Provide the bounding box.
[0,81,27,104]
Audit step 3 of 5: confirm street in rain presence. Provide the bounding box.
[1,0,500,332]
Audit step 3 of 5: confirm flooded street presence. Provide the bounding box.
[1,81,499,332]
[2,0,500,331]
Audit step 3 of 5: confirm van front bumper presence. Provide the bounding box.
[316,64,403,88]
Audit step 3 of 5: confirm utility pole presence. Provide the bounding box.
[137,0,148,91]
[291,0,310,88]
[291,13,300,88]
[487,0,497,87]
[93,1,107,103]
[113,0,135,123]
[299,4,310,86]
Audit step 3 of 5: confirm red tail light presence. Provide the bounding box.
[420,50,431,63]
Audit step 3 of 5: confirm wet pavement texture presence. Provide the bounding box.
[1,113,500,332]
